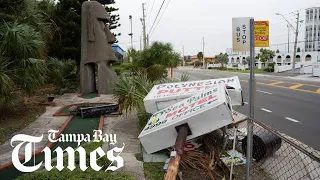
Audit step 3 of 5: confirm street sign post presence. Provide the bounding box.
[254,21,269,47]
[232,17,255,180]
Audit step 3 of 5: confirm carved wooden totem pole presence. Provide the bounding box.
[81,1,117,94]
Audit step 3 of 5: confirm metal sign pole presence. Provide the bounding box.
[246,18,255,180]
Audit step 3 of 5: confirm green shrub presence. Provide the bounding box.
[46,57,77,87]
[112,65,123,76]
[267,62,275,72]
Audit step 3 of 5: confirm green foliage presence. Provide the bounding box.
[129,42,180,81]
[216,53,229,68]
[16,58,47,94]
[197,52,203,61]
[0,22,46,60]
[297,47,301,52]
[48,0,84,62]
[180,72,190,82]
[46,57,77,87]
[0,57,14,98]
[144,162,165,180]
[194,61,201,67]
[267,62,275,72]
[113,73,152,113]
[257,48,275,63]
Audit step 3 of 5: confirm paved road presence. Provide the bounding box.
[174,68,320,150]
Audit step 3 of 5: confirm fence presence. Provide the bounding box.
[217,118,320,180]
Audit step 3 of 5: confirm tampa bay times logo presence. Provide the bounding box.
[10,130,125,173]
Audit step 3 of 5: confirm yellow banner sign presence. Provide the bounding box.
[254,21,269,47]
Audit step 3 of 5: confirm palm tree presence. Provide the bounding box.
[216,53,229,68]
[197,52,203,66]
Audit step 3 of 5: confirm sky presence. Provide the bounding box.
[113,0,320,56]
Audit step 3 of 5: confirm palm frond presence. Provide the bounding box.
[0,22,46,60]
[0,56,14,97]
[180,72,190,82]
[15,58,47,93]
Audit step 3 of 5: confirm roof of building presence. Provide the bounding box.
[112,44,125,54]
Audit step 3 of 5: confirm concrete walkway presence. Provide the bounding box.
[0,93,145,179]
[103,112,145,180]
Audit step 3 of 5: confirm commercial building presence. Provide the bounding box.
[305,7,320,52]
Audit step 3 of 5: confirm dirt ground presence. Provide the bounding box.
[0,84,63,145]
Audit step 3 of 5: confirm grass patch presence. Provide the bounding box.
[144,162,165,180]
[135,152,143,161]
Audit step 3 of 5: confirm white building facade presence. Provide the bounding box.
[305,7,320,52]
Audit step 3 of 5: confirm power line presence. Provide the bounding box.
[148,0,166,34]
[116,40,140,45]
[146,0,156,25]
[269,3,319,22]
[150,0,171,35]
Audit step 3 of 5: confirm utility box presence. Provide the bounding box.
[138,85,234,154]
[313,62,320,77]
[143,76,243,114]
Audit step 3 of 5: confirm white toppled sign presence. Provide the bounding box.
[232,17,252,52]
[139,85,233,154]
[144,76,243,114]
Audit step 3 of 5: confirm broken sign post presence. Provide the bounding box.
[138,84,234,154]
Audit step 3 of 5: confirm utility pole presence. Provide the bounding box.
[182,46,185,66]
[129,15,133,49]
[292,12,300,74]
[141,3,147,49]
[202,37,205,69]
[275,12,302,73]
[147,34,149,48]
[140,35,142,51]
[287,24,290,53]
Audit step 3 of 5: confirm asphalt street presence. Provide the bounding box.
[174,68,320,150]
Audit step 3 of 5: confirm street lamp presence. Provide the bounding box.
[275,12,298,73]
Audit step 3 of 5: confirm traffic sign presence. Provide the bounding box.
[254,21,269,47]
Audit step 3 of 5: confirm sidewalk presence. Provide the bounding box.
[0,93,145,179]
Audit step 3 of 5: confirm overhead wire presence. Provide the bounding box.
[150,0,171,35]
[148,0,166,34]
[146,0,156,25]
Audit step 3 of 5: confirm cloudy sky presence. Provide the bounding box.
[113,0,319,56]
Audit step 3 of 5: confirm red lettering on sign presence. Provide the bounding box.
[169,89,181,93]
[208,95,215,100]
[198,97,208,105]
[195,86,202,91]
[189,102,198,108]
[157,90,168,94]
[166,110,178,119]
[178,106,188,113]
[182,88,191,92]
